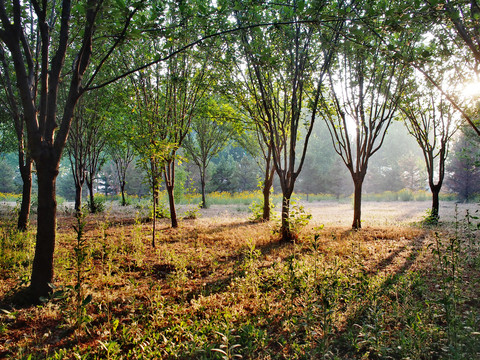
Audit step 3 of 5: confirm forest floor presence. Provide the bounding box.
[0,200,479,359]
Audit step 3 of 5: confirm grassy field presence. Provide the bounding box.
[0,200,479,359]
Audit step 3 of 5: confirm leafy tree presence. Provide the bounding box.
[67,90,108,212]
[106,127,135,206]
[321,29,410,229]
[402,88,459,223]
[0,0,156,299]
[0,46,33,230]
[183,97,237,208]
[232,0,346,240]
[446,127,480,201]
[423,0,480,136]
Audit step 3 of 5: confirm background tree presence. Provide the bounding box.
[106,122,135,206]
[67,90,108,212]
[0,45,33,230]
[446,127,480,201]
[402,89,459,222]
[183,97,236,208]
[232,0,346,240]
[321,32,409,229]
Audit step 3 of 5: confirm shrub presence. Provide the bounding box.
[398,188,414,201]
[88,194,106,214]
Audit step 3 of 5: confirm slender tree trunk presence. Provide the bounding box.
[86,178,96,213]
[200,165,207,209]
[30,159,58,300]
[152,187,156,248]
[262,168,274,221]
[74,182,83,212]
[431,185,440,222]
[121,181,126,206]
[17,156,32,231]
[280,189,294,242]
[352,178,363,229]
[165,160,178,228]
[166,183,178,228]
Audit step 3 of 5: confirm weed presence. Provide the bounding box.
[183,204,201,220]
[212,330,243,359]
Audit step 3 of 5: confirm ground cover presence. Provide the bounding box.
[0,201,479,359]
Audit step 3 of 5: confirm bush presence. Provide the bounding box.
[398,189,413,201]
[88,194,106,214]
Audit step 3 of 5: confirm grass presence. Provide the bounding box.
[0,202,479,359]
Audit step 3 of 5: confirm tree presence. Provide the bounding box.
[446,127,480,201]
[0,45,33,230]
[128,36,210,229]
[183,97,236,208]
[426,0,480,136]
[106,127,135,206]
[321,33,409,229]
[402,89,459,222]
[232,0,346,240]
[67,90,108,212]
[0,0,149,300]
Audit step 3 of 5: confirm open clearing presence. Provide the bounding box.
[0,200,479,359]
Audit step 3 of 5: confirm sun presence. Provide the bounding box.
[461,81,480,99]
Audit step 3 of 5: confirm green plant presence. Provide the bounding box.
[150,201,170,219]
[88,194,106,214]
[422,208,438,226]
[287,199,312,233]
[47,210,92,330]
[429,227,462,355]
[183,204,201,220]
[212,330,243,359]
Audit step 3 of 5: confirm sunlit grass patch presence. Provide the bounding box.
[0,203,478,359]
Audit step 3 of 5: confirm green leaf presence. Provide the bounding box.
[82,294,93,306]
[115,0,126,9]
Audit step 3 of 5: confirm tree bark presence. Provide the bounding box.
[152,188,156,248]
[17,156,32,231]
[280,190,294,242]
[200,176,207,209]
[431,185,440,222]
[86,177,96,213]
[74,182,83,212]
[30,158,58,300]
[120,181,126,206]
[352,178,363,229]
[166,183,178,228]
[262,171,274,221]
[165,160,178,228]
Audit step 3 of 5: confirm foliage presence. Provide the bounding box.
[88,194,106,214]
[248,199,275,222]
[182,204,201,220]
[0,223,34,279]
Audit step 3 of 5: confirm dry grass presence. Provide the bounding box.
[0,200,479,359]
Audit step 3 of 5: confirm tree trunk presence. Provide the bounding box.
[120,181,126,206]
[166,183,178,228]
[262,171,274,221]
[152,188,156,248]
[200,165,207,209]
[86,178,95,213]
[30,160,58,300]
[165,160,178,228]
[431,186,440,222]
[280,190,294,242]
[74,182,83,212]
[17,156,32,231]
[352,179,363,229]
